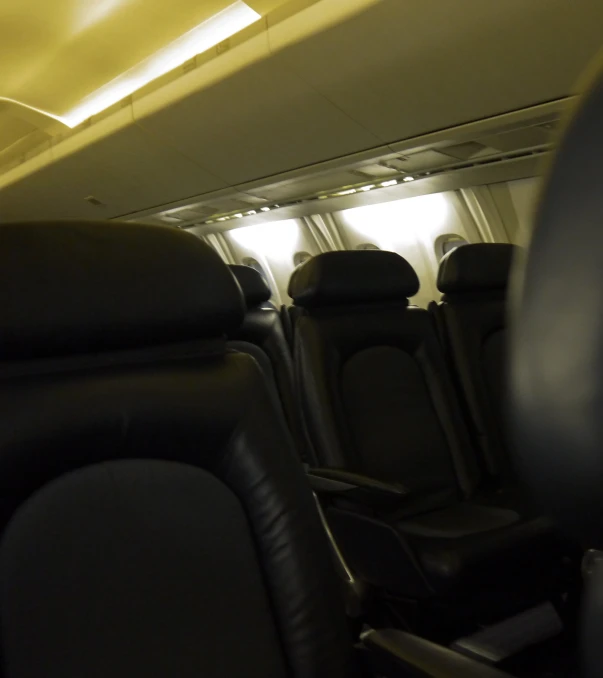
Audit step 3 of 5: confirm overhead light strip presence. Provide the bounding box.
[194,146,550,226]
[62,1,260,127]
[3,1,260,129]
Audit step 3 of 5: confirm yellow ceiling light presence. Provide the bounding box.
[18,1,260,129]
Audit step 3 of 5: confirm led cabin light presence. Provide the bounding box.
[403,176,415,182]
[380,180,398,187]
[3,2,261,128]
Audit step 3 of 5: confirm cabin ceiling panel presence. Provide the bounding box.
[0,0,257,118]
[273,0,603,143]
[0,119,228,221]
[136,56,382,186]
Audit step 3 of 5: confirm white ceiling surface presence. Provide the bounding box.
[1,0,602,222]
[0,0,264,148]
[1,0,251,113]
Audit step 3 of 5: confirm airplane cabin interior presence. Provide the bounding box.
[0,1,602,677]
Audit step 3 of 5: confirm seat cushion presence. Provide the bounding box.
[399,505,570,595]
[0,460,290,678]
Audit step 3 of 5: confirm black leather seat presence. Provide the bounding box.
[228,265,302,448]
[0,220,516,678]
[509,63,603,678]
[290,250,573,610]
[431,243,517,484]
[280,304,294,348]
[0,221,355,678]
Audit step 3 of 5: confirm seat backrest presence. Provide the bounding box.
[0,221,355,678]
[228,265,301,442]
[289,251,480,511]
[280,304,294,347]
[433,243,517,483]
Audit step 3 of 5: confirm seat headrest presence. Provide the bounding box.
[229,265,271,308]
[0,221,245,360]
[437,243,517,295]
[288,250,419,308]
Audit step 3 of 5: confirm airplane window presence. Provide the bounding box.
[293,251,312,267]
[436,235,468,261]
[356,243,381,251]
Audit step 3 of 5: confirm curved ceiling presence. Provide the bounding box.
[0,0,282,129]
[1,0,602,223]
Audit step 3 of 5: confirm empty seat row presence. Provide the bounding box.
[0,218,522,678]
[431,243,514,484]
[228,245,577,626]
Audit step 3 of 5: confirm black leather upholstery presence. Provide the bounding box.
[437,243,515,297]
[0,221,244,359]
[280,304,294,348]
[227,265,303,452]
[510,71,603,547]
[509,68,603,678]
[0,221,356,678]
[2,461,291,678]
[289,250,419,308]
[230,264,272,307]
[292,249,573,602]
[432,243,519,481]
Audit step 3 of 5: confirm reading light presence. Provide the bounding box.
[403,176,415,182]
[42,2,260,128]
[359,185,376,191]
[380,180,398,187]
[260,207,271,212]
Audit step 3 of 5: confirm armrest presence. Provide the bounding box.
[361,629,513,678]
[306,467,409,509]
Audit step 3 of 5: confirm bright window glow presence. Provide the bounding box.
[59,1,260,127]
[403,176,415,182]
[340,193,449,252]
[380,179,398,187]
[229,220,300,259]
